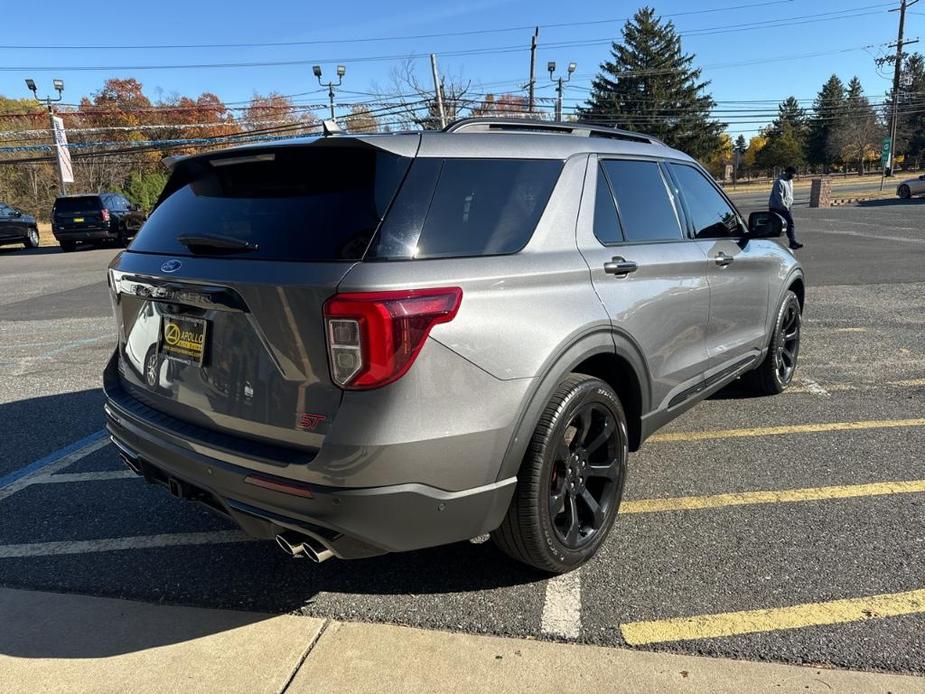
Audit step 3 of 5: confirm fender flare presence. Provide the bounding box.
[495,327,651,482]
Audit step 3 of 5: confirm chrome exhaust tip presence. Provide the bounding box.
[275,532,334,563]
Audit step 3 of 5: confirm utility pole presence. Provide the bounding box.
[527,27,539,114]
[885,0,919,178]
[548,61,576,122]
[25,78,67,195]
[430,53,447,129]
[313,65,346,122]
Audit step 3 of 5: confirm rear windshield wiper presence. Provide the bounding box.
[176,233,259,254]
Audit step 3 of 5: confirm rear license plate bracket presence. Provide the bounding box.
[160,315,208,365]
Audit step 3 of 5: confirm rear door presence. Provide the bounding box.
[54,195,105,230]
[666,162,772,373]
[577,156,711,413]
[110,140,415,450]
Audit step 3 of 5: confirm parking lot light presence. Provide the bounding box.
[314,65,347,123]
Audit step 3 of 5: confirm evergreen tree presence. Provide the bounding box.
[759,97,808,171]
[895,53,925,169]
[807,75,846,171]
[580,7,724,159]
[734,134,748,153]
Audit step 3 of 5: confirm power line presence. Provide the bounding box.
[0,4,898,73]
[0,1,797,51]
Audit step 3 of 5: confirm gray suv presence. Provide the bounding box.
[105,118,804,573]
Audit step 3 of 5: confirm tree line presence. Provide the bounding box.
[3,5,924,218]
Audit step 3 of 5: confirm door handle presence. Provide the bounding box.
[603,256,638,276]
[714,252,733,267]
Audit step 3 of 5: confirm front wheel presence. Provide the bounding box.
[24,227,39,249]
[493,374,628,573]
[899,184,911,199]
[742,290,802,395]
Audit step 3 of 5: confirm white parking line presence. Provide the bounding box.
[800,378,830,397]
[0,432,109,502]
[0,530,255,559]
[541,570,582,639]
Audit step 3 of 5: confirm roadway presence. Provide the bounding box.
[1,203,923,675]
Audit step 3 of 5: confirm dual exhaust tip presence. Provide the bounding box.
[275,532,334,563]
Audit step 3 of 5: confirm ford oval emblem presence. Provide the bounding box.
[161,259,182,273]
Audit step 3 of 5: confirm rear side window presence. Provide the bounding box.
[600,160,683,243]
[130,146,410,262]
[592,166,624,245]
[368,158,562,260]
[669,164,745,239]
[54,196,102,214]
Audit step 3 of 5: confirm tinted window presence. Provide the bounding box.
[369,158,562,259]
[592,166,623,245]
[670,164,745,238]
[130,146,410,262]
[54,196,102,214]
[601,160,683,242]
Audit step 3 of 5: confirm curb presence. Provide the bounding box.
[2,587,923,693]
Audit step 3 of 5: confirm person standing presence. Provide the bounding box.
[769,166,803,250]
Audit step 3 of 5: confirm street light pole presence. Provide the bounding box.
[25,78,66,195]
[548,61,576,122]
[313,65,346,123]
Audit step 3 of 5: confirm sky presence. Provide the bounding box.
[1,0,921,139]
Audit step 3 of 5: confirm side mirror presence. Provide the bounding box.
[747,211,786,238]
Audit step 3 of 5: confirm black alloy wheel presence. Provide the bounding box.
[774,297,801,385]
[549,401,622,549]
[493,373,628,573]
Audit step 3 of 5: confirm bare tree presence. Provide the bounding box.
[375,58,472,130]
[827,78,883,175]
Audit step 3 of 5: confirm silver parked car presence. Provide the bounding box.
[105,119,804,573]
[897,173,925,199]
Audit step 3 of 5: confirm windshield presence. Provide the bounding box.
[54,196,102,214]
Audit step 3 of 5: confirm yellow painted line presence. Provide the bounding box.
[648,418,925,443]
[621,588,925,645]
[620,480,925,514]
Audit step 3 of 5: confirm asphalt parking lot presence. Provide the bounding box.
[1,202,923,676]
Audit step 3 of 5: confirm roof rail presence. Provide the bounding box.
[443,117,663,145]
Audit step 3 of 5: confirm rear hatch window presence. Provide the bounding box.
[367,158,563,260]
[54,196,102,214]
[129,144,411,262]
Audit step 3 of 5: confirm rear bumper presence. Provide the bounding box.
[53,227,114,241]
[104,365,516,559]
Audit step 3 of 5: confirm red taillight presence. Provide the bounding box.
[100,208,110,222]
[323,287,463,390]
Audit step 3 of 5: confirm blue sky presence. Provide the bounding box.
[2,0,921,138]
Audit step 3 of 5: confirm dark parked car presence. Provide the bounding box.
[52,193,146,251]
[0,203,40,249]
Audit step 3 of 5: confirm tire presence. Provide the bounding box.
[23,226,39,249]
[899,185,911,199]
[143,346,159,388]
[742,290,802,396]
[493,374,628,573]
